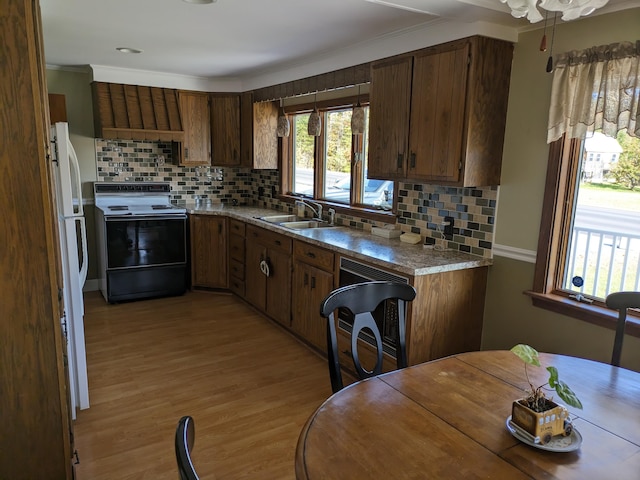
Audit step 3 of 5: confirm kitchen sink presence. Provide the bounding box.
[257,214,301,223]
[256,215,336,230]
[280,220,335,230]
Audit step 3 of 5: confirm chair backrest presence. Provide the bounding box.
[320,281,417,393]
[175,416,199,480]
[605,291,640,367]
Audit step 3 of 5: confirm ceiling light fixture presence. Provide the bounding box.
[116,47,143,54]
[500,0,609,23]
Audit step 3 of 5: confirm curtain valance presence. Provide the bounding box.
[547,40,640,143]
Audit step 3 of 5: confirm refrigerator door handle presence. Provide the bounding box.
[67,137,83,217]
[77,216,88,288]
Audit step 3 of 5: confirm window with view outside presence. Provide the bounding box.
[564,131,640,300]
[292,113,314,196]
[287,104,394,211]
[322,109,352,204]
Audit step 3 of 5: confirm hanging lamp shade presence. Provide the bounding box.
[276,103,290,137]
[351,84,365,134]
[308,108,321,136]
[351,105,365,135]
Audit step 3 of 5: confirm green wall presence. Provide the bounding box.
[482,9,640,372]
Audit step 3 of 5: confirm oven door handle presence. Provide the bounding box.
[105,214,188,221]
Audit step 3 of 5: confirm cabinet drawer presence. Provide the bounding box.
[229,219,245,236]
[229,258,244,281]
[229,277,245,297]
[294,240,334,272]
[229,233,245,262]
[246,225,292,253]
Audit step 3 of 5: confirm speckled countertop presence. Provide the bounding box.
[186,203,492,277]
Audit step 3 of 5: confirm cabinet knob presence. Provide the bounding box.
[397,153,403,169]
[306,251,316,258]
[410,152,416,168]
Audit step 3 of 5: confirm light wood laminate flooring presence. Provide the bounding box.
[74,291,335,479]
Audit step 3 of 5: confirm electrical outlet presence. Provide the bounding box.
[444,216,454,240]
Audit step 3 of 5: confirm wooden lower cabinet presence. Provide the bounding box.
[190,215,228,289]
[228,225,487,373]
[244,225,292,327]
[228,219,246,296]
[291,240,335,352]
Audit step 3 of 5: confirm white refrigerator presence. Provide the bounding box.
[51,122,89,418]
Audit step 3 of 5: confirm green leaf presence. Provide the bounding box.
[510,344,540,367]
[554,380,583,409]
[547,366,559,388]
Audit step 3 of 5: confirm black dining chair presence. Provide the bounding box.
[320,281,416,393]
[605,291,640,367]
[175,416,199,480]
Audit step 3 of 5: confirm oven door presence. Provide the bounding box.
[104,214,187,269]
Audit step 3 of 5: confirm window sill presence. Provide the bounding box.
[278,194,397,224]
[525,290,640,339]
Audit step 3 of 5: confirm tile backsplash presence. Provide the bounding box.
[94,139,496,258]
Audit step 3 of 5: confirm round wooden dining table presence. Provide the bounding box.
[295,350,640,479]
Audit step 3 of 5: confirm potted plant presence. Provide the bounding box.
[510,344,583,445]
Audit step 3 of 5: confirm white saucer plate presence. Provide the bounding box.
[506,416,583,452]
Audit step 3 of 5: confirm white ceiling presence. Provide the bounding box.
[39,0,639,89]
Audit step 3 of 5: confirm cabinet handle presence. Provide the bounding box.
[275,240,281,246]
[410,152,416,168]
[185,147,189,159]
[306,251,316,258]
[397,153,403,169]
[260,259,271,277]
[310,276,316,289]
[218,223,222,234]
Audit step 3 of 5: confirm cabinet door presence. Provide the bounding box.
[211,94,241,166]
[408,43,469,183]
[265,247,292,327]
[179,92,211,166]
[292,262,334,352]
[252,101,278,169]
[245,240,267,310]
[240,92,254,168]
[190,215,228,288]
[368,56,413,180]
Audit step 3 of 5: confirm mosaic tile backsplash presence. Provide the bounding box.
[94,139,496,258]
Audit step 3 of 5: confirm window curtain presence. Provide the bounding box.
[547,40,640,143]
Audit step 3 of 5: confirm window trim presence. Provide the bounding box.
[525,135,640,338]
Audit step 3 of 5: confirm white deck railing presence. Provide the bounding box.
[565,227,640,300]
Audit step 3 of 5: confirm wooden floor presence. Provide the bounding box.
[74,290,335,480]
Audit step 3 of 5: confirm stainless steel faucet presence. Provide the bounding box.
[296,199,323,220]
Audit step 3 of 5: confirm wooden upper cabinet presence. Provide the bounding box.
[368,36,513,187]
[176,91,211,166]
[368,56,413,180]
[211,94,241,166]
[240,92,254,168]
[48,94,67,124]
[91,82,184,142]
[408,43,469,183]
[252,101,278,169]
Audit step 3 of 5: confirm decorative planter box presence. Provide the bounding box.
[511,399,572,444]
